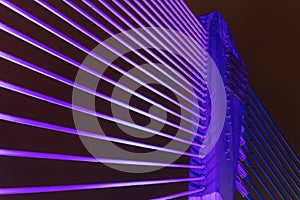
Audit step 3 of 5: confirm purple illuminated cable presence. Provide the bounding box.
[111,1,208,92]
[244,111,298,197]
[0,51,206,141]
[236,176,253,200]
[0,177,204,195]
[18,2,205,118]
[246,103,300,186]
[0,24,203,133]
[130,0,207,74]
[0,112,201,158]
[170,1,208,48]
[175,0,208,38]
[113,0,208,77]
[0,80,203,148]
[237,160,264,199]
[118,2,207,106]
[138,0,207,63]
[102,0,208,93]
[163,1,207,48]
[154,0,207,53]
[242,130,297,199]
[46,0,208,104]
[247,93,299,178]
[177,0,208,39]
[0,148,205,169]
[65,1,208,113]
[160,0,208,49]
[0,1,206,120]
[151,187,205,200]
[58,1,207,114]
[36,0,208,111]
[248,85,299,165]
[246,103,299,183]
[242,121,287,199]
[102,0,208,71]
[239,147,275,199]
[141,0,207,55]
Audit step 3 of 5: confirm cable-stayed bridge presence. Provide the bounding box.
[0,1,298,199]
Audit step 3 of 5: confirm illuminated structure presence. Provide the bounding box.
[188,11,248,200]
[0,1,298,199]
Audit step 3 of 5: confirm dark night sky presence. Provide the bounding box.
[0,1,299,200]
[186,0,300,154]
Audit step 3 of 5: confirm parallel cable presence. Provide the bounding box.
[0,177,205,196]
[0,112,201,158]
[102,0,208,92]
[0,148,204,169]
[239,147,275,199]
[248,85,299,164]
[244,109,298,198]
[242,120,287,199]
[65,0,208,114]
[0,51,206,144]
[0,23,203,133]
[1,1,207,124]
[0,80,202,148]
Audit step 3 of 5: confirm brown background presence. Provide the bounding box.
[0,1,299,200]
[186,0,300,154]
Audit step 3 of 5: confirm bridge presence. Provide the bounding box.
[0,1,298,199]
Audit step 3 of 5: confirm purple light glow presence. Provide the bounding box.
[0,80,202,148]
[245,109,298,197]
[177,0,208,38]
[247,93,299,181]
[235,176,250,198]
[248,85,299,168]
[151,187,205,200]
[64,1,208,114]
[67,0,208,99]
[1,1,207,125]
[0,112,199,158]
[34,0,209,132]
[171,1,207,45]
[0,51,205,142]
[162,1,207,48]
[40,0,208,104]
[111,0,208,93]
[110,0,208,78]
[143,0,207,60]
[0,177,205,195]
[0,23,202,133]
[165,0,208,47]
[0,148,205,169]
